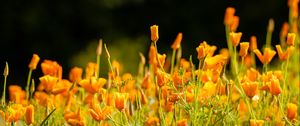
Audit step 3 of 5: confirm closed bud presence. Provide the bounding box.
[28,54,40,70]
[150,25,159,42]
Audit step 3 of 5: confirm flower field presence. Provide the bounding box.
[0,1,299,126]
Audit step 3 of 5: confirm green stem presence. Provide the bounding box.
[2,76,7,105]
[96,54,101,78]
[26,69,33,101]
[277,96,293,125]
[170,49,176,75]
[266,31,272,48]
[153,42,165,72]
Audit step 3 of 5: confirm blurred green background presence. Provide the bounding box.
[0,0,289,86]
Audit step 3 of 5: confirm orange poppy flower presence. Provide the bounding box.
[177,118,187,126]
[286,33,296,46]
[34,91,49,107]
[230,16,239,32]
[156,70,170,87]
[28,54,40,70]
[145,117,160,126]
[250,36,257,51]
[85,62,98,78]
[280,22,289,38]
[9,85,26,104]
[239,42,249,57]
[25,104,34,125]
[230,32,242,47]
[224,7,235,26]
[150,25,159,42]
[115,92,129,111]
[253,48,276,64]
[275,45,294,61]
[69,67,83,83]
[287,103,298,120]
[39,75,58,93]
[6,103,25,122]
[89,100,113,121]
[196,41,217,59]
[64,108,85,126]
[79,77,107,94]
[41,60,62,79]
[171,32,183,50]
[250,119,264,126]
[261,76,282,96]
[242,81,258,98]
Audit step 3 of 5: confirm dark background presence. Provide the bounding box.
[0,0,290,87]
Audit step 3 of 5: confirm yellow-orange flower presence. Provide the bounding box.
[287,103,298,120]
[253,48,276,64]
[39,75,58,93]
[85,62,98,78]
[275,45,294,61]
[171,32,183,50]
[79,77,107,94]
[89,100,113,121]
[115,92,128,111]
[250,119,264,126]
[156,70,170,87]
[34,91,49,107]
[224,7,235,26]
[145,117,160,126]
[9,85,26,104]
[28,54,40,70]
[25,104,34,125]
[196,41,217,59]
[230,16,239,32]
[280,22,289,38]
[239,42,249,57]
[177,118,187,126]
[286,33,296,46]
[6,103,25,122]
[150,25,159,42]
[261,76,282,96]
[64,108,85,126]
[242,81,258,98]
[69,67,83,83]
[250,36,257,51]
[41,60,62,79]
[230,32,242,47]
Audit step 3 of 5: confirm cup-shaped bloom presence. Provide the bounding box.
[150,25,159,42]
[115,92,129,111]
[69,67,83,83]
[230,32,242,47]
[253,48,276,64]
[287,103,298,120]
[171,32,183,50]
[242,81,258,98]
[28,54,40,70]
[239,42,249,57]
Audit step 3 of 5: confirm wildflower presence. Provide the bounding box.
[239,42,249,57]
[150,25,159,42]
[156,70,170,87]
[275,45,294,61]
[250,36,257,51]
[242,81,258,98]
[280,22,289,39]
[9,85,26,104]
[69,67,83,83]
[41,60,62,78]
[230,16,239,32]
[34,91,49,107]
[139,89,148,105]
[253,48,276,64]
[286,33,296,46]
[196,41,217,59]
[230,32,242,47]
[25,104,34,125]
[79,77,107,94]
[261,76,282,96]
[287,103,297,120]
[168,93,182,103]
[85,62,98,78]
[28,54,40,70]
[142,73,151,89]
[145,117,160,126]
[39,75,58,93]
[288,0,299,18]
[224,7,235,26]
[89,100,113,121]
[64,108,85,126]
[171,32,183,50]
[6,103,25,122]
[246,68,261,82]
[115,92,129,111]
[172,70,191,89]
[250,119,264,126]
[177,118,187,126]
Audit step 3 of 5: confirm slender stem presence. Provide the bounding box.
[266,31,272,48]
[96,54,101,78]
[153,42,165,72]
[170,49,176,75]
[26,69,33,101]
[205,105,213,126]
[277,96,293,125]
[2,76,7,105]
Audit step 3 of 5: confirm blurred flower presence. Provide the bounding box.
[115,92,128,111]
[286,33,296,46]
[79,77,107,94]
[253,48,276,64]
[275,45,294,61]
[177,118,187,126]
[9,85,26,104]
[25,104,34,125]
[242,81,258,98]
[230,32,242,47]
[250,119,264,126]
[239,42,249,57]
[250,36,257,51]
[69,67,83,83]
[171,32,183,50]
[224,7,235,26]
[28,54,40,70]
[287,103,297,120]
[150,25,159,42]
[41,60,62,79]
[64,108,85,126]
[145,117,160,126]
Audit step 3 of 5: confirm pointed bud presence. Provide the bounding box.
[171,32,183,50]
[96,39,103,56]
[28,54,40,70]
[267,19,274,33]
[3,62,9,76]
